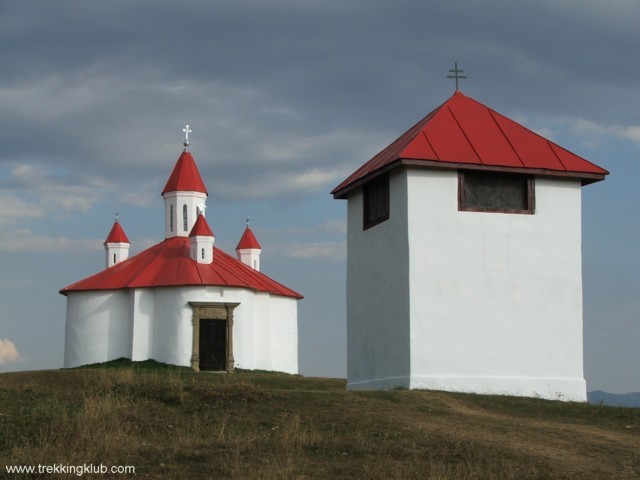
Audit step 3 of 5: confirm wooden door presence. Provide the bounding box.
[199,319,227,371]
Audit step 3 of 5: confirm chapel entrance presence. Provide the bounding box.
[199,319,227,371]
[189,302,238,372]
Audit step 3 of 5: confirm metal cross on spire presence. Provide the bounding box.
[183,124,192,148]
[246,215,250,228]
[447,62,467,91]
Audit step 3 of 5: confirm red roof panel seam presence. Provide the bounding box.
[140,243,178,283]
[547,141,568,170]
[487,110,526,168]
[213,253,246,287]
[447,106,483,164]
[421,130,440,161]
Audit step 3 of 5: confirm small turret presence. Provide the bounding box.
[104,215,130,268]
[236,217,261,271]
[189,213,215,264]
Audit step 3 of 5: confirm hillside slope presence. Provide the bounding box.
[1,364,639,479]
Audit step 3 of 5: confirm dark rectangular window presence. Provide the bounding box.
[363,174,390,229]
[459,171,534,214]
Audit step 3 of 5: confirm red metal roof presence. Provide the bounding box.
[103,220,130,245]
[162,150,208,195]
[332,91,608,198]
[189,214,215,238]
[236,226,262,250]
[60,237,302,299]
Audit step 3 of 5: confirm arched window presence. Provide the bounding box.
[183,204,188,231]
[201,248,205,260]
[170,205,174,232]
[113,253,116,264]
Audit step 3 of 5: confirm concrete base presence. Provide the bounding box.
[348,375,587,402]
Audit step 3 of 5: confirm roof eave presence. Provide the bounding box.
[60,283,303,300]
[331,159,403,199]
[331,158,608,198]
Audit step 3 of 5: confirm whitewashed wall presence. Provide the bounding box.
[346,168,587,401]
[64,285,299,374]
[163,190,207,238]
[64,290,132,367]
[346,170,411,389]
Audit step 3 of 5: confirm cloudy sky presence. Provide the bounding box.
[0,1,638,393]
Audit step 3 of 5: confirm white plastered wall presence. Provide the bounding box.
[237,248,261,271]
[104,242,130,268]
[163,191,207,238]
[64,285,299,374]
[346,170,411,390]
[405,170,586,401]
[64,290,132,367]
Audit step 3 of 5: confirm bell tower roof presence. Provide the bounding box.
[189,213,215,238]
[162,149,208,195]
[236,226,261,250]
[103,217,130,245]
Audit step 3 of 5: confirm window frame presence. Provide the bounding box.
[363,173,390,230]
[458,170,535,215]
[183,204,188,232]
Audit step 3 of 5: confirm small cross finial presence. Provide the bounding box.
[115,211,119,222]
[183,124,192,148]
[246,215,250,228]
[447,62,467,91]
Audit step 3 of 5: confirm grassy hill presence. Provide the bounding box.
[1,361,639,479]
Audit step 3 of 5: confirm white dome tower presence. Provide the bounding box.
[189,213,215,264]
[162,125,208,239]
[103,215,130,268]
[236,217,262,271]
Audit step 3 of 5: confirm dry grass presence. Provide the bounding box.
[1,363,639,479]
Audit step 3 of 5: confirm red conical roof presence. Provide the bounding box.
[236,226,261,250]
[162,150,208,195]
[332,91,608,198]
[189,214,215,238]
[104,220,130,245]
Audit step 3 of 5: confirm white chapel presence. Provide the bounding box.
[332,91,608,401]
[61,129,302,373]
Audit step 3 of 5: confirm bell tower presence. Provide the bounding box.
[162,125,208,239]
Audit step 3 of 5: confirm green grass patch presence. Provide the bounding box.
[1,367,638,479]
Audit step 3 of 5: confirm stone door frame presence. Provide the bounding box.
[189,302,239,372]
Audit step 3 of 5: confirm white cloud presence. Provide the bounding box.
[321,218,347,235]
[0,339,20,365]
[0,229,102,254]
[0,194,44,226]
[214,167,342,199]
[2,163,110,225]
[0,74,122,122]
[572,119,640,146]
[274,241,346,261]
